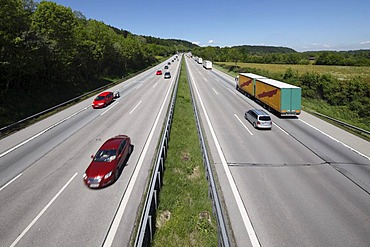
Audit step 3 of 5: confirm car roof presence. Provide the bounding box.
[98,91,112,96]
[250,109,269,116]
[100,135,129,150]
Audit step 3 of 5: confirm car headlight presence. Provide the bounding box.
[83,173,87,179]
[104,171,113,179]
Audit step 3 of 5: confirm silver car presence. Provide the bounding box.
[245,109,272,129]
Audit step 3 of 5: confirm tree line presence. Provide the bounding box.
[0,0,194,127]
[192,46,370,66]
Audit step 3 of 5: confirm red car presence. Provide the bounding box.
[156,70,162,75]
[83,135,133,188]
[92,91,113,108]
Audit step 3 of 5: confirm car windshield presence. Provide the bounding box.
[94,149,116,162]
[95,95,105,101]
[259,116,271,121]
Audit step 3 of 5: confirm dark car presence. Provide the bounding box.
[92,91,113,108]
[164,72,171,79]
[83,135,133,188]
[164,65,169,69]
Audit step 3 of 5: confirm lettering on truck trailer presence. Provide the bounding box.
[257,89,278,98]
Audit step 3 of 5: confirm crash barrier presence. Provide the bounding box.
[186,60,231,247]
[134,57,181,246]
[311,111,370,136]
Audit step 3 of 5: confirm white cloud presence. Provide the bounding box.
[360,41,370,45]
[192,41,200,45]
[208,40,214,44]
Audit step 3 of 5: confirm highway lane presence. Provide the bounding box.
[0,55,181,247]
[185,56,370,247]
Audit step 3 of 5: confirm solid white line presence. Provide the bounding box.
[129,101,142,115]
[9,172,78,247]
[212,88,219,95]
[153,82,158,88]
[100,102,118,116]
[273,123,290,135]
[299,119,370,160]
[188,63,260,246]
[102,66,176,247]
[234,114,253,135]
[0,106,90,159]
[0,173,22,192]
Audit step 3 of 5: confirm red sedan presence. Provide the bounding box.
[156,70,162,75]
[92,91,113,108]
[83,135,133,188]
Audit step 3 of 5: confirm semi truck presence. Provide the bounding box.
[197,57,203,64]
[203,60,212,70]
[236,73,301,116]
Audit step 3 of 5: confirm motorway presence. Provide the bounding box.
[1,54,370,247]
[185,56,370,247]
[0,56,180,247]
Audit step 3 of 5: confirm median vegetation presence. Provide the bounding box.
[152,59,217,246]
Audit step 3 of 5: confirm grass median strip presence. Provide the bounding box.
[152,59,218,246]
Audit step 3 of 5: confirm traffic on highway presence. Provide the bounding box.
[1,54,370,247]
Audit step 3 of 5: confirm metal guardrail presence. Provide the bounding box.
[134,58,181,246]
[186,60,231,247]
[310,111,370,136]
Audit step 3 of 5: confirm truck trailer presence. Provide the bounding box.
[203,60,212,69]
[237,73,301,116]
[197,57,203,64]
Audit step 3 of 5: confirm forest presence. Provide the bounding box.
[0,0,195,127]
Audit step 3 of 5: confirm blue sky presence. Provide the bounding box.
[42,0,370,52]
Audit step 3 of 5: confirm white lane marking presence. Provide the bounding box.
[188,63,260,246]
[234,114,253,136]
[212,88,219,95]
[129,101,142,115]
[203,77,208,82]
[0,106,90,159]
[227,88,237,95]
[10,172,78,247]
[0,173,22,192]
[299,119,370,160]
[273,123,289,135]
[100,102,119,116]
[135,84,143,89]
[153,82,158,88]
[103,64,177,247]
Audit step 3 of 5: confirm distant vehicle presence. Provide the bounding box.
[113,91,120,98]
[197,57,203,64]
[236,73,301,116]
[245,109,272,129]
[164,72,171,79]
[164,65,169,69]
[83,135,133,188]
[92,91,113,108]
[203,60,212,70]
[156,70,162,75]
[167,62,171,65]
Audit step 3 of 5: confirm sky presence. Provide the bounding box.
[39,0,370,52]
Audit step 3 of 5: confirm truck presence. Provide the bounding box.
[236,73,301,116]
[203,60,212,70]
[197,57,203,64]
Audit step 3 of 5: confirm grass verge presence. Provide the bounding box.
[152,59,218,246]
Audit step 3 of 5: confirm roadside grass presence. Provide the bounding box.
[152,59,218,246]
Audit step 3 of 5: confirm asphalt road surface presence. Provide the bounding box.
[0,56,180,247]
